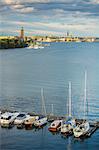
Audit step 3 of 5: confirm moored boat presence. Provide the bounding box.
[61,82,76,134]
[48,120,62,132]
[14,113,29,125]
[73,71,90,138]
[73,120,90,137]
[24,115,39,129]
[61,118,76,134]
[33,116,47,128]
[33,88,47,128]
[1,112,19,127]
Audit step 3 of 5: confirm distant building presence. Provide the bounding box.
[20,27,24,40]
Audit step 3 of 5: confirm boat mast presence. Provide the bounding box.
[51,104,54,116]
[84,71,87,119]
[69,81,72,117]
[41,88,46,116]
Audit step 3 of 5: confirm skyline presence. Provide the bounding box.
[0,0,99,37]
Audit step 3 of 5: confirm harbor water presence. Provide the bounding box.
[0,42,99,149]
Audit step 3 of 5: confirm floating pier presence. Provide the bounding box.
[0,108,99,139]
[85,126,98,137]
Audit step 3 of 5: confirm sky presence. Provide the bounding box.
[0,0,99,37]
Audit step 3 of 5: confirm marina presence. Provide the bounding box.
[0,109,99,138]
[0,42,99,150]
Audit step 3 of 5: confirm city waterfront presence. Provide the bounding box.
[0,42,99,149]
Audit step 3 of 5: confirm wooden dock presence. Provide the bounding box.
[0,108,99,138]
[85,126,98,137]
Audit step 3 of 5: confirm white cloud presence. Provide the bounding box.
[12,5,24,9]
[1,19,99,36]
[89,0,99,4]
[4,0,51,5]
[11,6,35,13]
[17,7,34,13]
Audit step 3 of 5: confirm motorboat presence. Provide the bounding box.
[48,120,62,132]
[24,115,39,128]
[73,120,90,137]
[1,112,19,127]
[61,118,76,134]
[33,116,47,128]
[14,113,29,125]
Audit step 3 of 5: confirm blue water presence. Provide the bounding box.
[0,42,99,149]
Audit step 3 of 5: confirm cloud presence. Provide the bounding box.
[0,0,99,36]
[4,0,51,5]
[16,7,35,13]
[11,5,35,13]
[89,0,99,4]
[12,4,24,9]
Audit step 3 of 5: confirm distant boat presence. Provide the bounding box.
[73,71,90,138]
[48,120,62,132]
[38,46,44,49]
[1,112,19,127]
[33,45,39,49]
[27,45,34,49]
[61,82,76,134]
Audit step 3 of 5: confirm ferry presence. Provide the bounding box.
[48,120,62,132]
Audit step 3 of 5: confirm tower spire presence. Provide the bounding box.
[20,27,24,39]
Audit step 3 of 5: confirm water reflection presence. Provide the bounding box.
[67,136,72,150]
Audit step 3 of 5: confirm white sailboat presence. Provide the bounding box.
[61,82,76,134]
[34,88,47,127]
[73,71,90,138]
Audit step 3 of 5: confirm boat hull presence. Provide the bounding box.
[48,127,58,132]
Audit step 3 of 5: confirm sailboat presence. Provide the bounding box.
[34,88,47,127]
[61,82,76,134]
[73,71,90,138]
